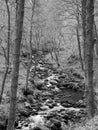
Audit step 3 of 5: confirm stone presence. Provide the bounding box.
[22,88,34,96]
[40,105,49,111]
[29,115,45,125]
[30,126,42,130]
[21,126,29,130]
[27,95,34,104]
[50,121,63,130]
[18,104,32,117]
[34,79,44,90]
[24,102,31,108]
[61,103,72,107]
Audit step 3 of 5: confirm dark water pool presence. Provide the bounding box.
[55,88,84,106]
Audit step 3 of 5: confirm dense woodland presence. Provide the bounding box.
[0,0,98,130]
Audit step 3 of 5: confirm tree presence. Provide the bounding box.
[81,0,87,74]
[76,0,84,70]
[25,0,36,91]
[93,21,98,58]
[0,0,11,104]
[55,0,84,70]
[7,0,25,130]
[83,0,96,118]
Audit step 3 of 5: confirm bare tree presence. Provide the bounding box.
[7,0,25,130]
[76,1,84,70]
[25,0,36,91]
[52,38,60,67]
[56,0,84,69]
[0,0,10,104]
[81,0,87,75]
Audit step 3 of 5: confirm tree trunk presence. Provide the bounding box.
[76,3,84,71]
[7,0,25,130]
[54,50,60,67]
[0,0,10,104]
[81,0,87,74]
[25,0,35,91]
[85,0,96,118]
[93,21,98,58]
[76,27,84,70]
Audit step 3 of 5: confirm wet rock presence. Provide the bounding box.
[50,120,62,130]
[40,105,49,111]
[22,88,34,97]
[24,102,31,108]
[18,109,32,117]
[21,126,29,130]
[34,79,44,90]
[47,103,54,109]
[17,103,32,117]
[50,80,57,85]
[27,95,34,104]
[31,126,42,130]
[29,115,45,126]
[61,102,72,108]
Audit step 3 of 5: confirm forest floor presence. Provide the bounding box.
[0,53,98,130]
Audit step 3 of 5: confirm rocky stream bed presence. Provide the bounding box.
[0,59,87,130]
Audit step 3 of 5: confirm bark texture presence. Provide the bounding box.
[85,0,96,118]
[7,0,25,130]
[81,0,87,74]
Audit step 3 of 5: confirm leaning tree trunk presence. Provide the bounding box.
[85,0,96,118]
[7,0,25,130]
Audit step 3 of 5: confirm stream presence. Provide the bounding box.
[15,63,86,130]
